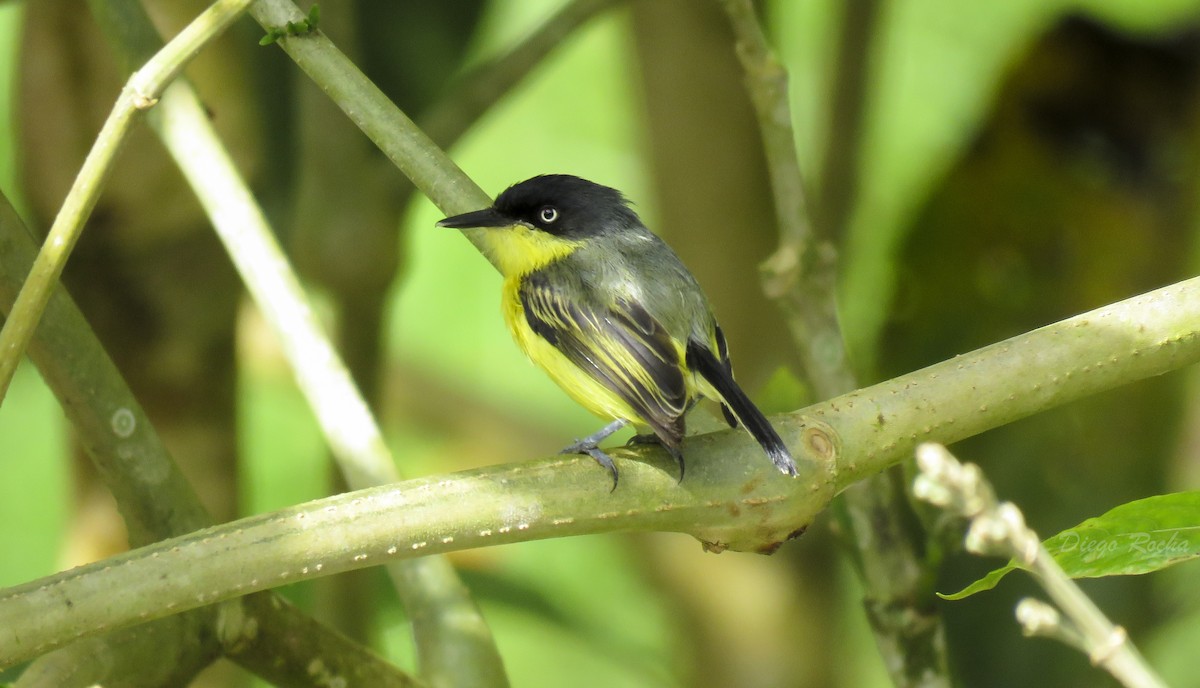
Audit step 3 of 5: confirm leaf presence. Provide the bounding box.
[939,564,1018,600]
[1045,491,1200,576]
[941,492,1200,599]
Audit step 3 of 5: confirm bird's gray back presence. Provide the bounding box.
[557,226,718,344]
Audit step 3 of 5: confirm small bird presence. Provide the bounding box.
[437,174,797,488]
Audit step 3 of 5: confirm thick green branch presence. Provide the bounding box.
[3,273,1198,667]
[0,431,828,669]
[826,277,1200,486]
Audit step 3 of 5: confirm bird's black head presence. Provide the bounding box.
[438,174,643,238]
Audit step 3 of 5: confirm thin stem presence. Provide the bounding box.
[0,0,253,404]
[915,444,1167,688]
[420,0,623,148]
[130,0,257,100]
[161,82,392,487]
[718,0,810,243]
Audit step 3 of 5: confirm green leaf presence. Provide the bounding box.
[942,492,1200,599]
[939,564,1018,600]
[1045,491,1200,576]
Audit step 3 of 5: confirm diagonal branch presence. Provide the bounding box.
[0,0,254,404]
[419,0,624,149]
[247,0,497,262]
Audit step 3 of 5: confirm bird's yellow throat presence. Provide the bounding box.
[471,223,581,278]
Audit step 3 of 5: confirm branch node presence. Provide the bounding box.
[1090,626,1129,668]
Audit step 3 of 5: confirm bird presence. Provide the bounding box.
[436,174,797,489]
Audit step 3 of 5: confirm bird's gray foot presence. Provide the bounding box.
[560,419,629,491]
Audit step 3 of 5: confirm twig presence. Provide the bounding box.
[0,0,254,404]
[158,79,393,487]
[420,0,623,148]
[914,443,1168,688]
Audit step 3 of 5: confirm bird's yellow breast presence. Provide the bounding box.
[480,222,636,418]
[501,273,647,424]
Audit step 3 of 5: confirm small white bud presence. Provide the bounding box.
[1016,598,1060,637]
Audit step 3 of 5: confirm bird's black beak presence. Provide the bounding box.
[436,207,509,229]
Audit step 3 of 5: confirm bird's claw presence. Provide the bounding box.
[559,440,619,491]
[624,433,684,483]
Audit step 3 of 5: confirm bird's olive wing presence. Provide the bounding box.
[519,274,687,445]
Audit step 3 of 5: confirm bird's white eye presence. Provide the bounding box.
[539,206,559,223]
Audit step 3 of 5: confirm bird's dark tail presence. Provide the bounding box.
[686,340,797,476]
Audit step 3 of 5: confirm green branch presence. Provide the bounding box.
[247,0,498,266]
[0,0,253,404]
[3,272,1198,667]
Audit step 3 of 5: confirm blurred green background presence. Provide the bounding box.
[3,0,1200,686]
